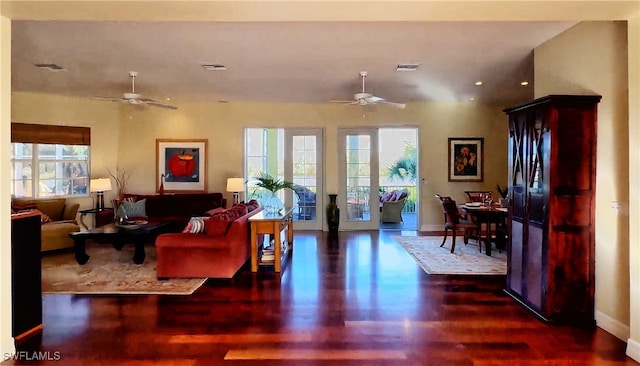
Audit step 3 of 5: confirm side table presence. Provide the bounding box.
[249,207,294,273]
[79,208,113,230]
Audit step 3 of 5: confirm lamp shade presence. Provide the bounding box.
[226,178,245,192]
[90,178,112,192]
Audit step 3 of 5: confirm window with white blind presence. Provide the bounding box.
[11,123,91,198]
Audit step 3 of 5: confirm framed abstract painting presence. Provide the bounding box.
[448,137,484,182]
[156,139,208,193]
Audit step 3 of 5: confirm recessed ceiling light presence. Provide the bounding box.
[469,97,476,101]
[396,63,421,71]
[165,97,171,102]
[201,63,227,71]
[475,81,483,86]
[520,81,529,86]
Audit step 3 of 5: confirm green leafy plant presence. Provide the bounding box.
[496,184,509,199]
[385,142,417,183]
[250,172,294,193]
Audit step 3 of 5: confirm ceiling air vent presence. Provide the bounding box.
[201,63,227,71]
[34,63,67,72]
[396,63,421,72]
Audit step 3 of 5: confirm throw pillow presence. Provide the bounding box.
[40,211,52,224]
[246,199,260,212]
[117,198,147,219]
[182,216,209,233]
[204,216,233,236]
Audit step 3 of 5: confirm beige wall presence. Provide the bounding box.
[535,21,633,342]
[11,93,122,212]
[0,15,13,357]
[11,95,508,230]
[626,11,640,361]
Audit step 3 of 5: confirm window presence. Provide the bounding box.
[11,143,90,198]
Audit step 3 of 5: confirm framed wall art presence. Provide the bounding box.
[156,139,208,193]
[448,137,484,182]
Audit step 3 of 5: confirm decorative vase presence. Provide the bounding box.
[327,194,340,234]
[262,190,284,215]
[159,174,165,195]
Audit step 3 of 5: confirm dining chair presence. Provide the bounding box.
[438,196,478,253]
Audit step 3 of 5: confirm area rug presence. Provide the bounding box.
[392,236,507,275]
[42,243,206,295]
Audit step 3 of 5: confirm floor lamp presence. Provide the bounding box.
[90,178,112,211]
[226,178,245,205]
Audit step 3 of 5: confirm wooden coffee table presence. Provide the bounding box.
[69,221,170,265]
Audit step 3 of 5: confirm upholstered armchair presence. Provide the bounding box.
[380,189,409,223]
[293,185,316,220]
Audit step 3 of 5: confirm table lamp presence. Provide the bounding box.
[226,177,245,205]
[90,178,112,211]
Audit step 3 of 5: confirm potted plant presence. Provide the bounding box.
[250,172,294,214]
[496,184,509,207]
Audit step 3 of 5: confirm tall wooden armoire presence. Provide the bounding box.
[503,94,601,325]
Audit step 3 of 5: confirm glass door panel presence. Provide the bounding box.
[285,128,323,230]
[338,128,379,230]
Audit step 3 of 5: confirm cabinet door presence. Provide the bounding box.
[507,111,527,294]
[524,107,550,312]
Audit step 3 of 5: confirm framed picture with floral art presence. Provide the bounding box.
[448,137,484,182]
[156,139,208,193]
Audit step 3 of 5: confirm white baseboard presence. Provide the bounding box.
[626,337,640,363]
[1,336,15,361]
[420,224,442,232]
[595,310,630,340]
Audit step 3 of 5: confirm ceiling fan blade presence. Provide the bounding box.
[94,96,126,102]
[330,100,359,105]
[379,100,406,109]
[141,99,178,110]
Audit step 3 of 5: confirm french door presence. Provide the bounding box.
[338,128,380,230]
[284,128,323,230]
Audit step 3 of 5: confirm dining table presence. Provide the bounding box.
[458,203,508,256]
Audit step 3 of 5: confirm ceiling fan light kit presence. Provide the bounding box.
[330,71,406,110]
[94,71,178,110]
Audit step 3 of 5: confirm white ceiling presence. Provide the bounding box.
[11,20,577,106]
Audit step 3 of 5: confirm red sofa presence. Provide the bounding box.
[155,202,262,279]
[119,193,227,231]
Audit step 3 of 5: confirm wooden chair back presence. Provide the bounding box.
[464,190,493,203]
[440,197,462,225]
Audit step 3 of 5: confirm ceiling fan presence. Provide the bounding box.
[331,71,406,109]
[94,71,177,110]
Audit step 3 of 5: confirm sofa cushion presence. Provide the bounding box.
[35,199,66,221]
[206,207,225,216]
[204,216,233,236]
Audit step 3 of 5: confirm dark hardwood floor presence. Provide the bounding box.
[6,231,638,365]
